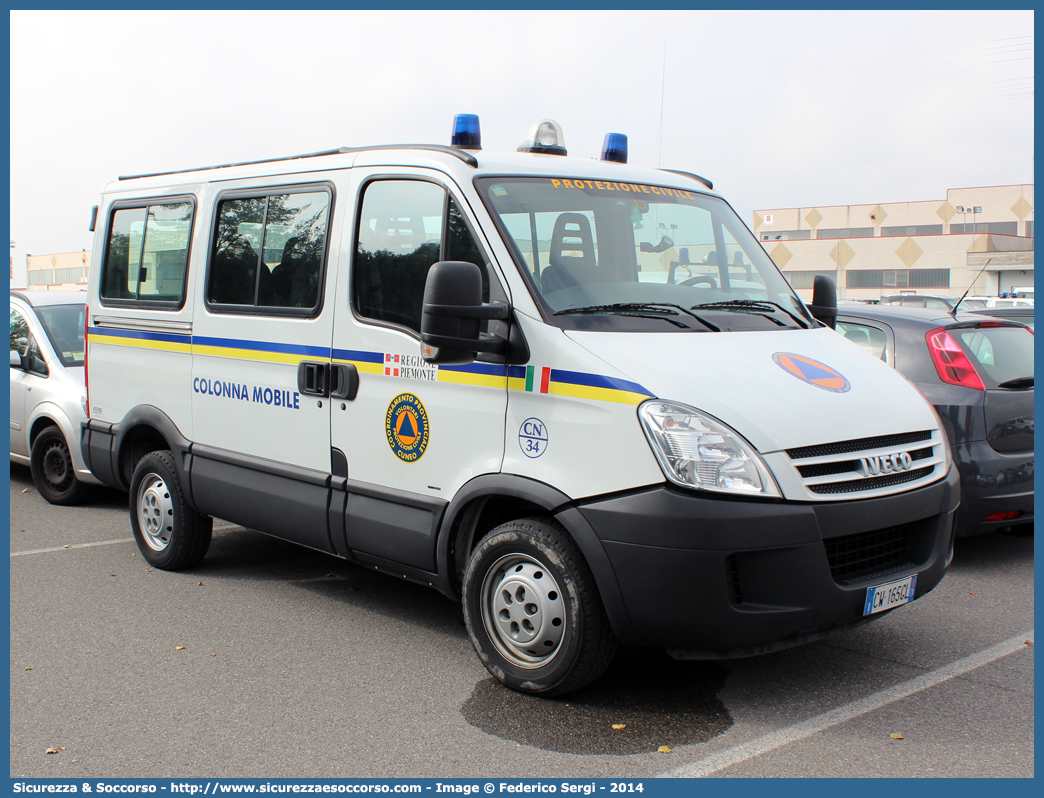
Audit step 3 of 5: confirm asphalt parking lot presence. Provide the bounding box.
[9,464,1034,778]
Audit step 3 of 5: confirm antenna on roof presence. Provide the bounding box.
[951,257,991,318]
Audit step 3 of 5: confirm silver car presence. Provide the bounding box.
[10,290,100,504]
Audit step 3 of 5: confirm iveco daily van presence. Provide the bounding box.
[82,116,959,694]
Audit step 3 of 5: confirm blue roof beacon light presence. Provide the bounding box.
[517,119,568,155]
[452,114,482,150]
[601,133,628,164]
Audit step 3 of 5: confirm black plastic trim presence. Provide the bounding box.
[191,443,330,488]
[332,477,447,575]
[572,465,959,650]
[189,451,334,554]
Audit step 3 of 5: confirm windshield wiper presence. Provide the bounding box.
[691,299,810,328]
[554,303,720,332]
[997,376,1034,389]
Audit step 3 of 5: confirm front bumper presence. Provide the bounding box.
[952,441,1033,536]
[562,463,960,656]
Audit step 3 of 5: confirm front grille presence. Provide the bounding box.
[796,446,934,479]
[784,430,943,499]
[824,524,913,583]
[787,430,932,460]
[809,466,934,494]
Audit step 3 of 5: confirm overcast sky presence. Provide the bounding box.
[9,9,1034,286]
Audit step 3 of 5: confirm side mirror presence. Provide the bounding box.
[420,261,509,365]
[11,350,23,368]
[810,275,838,329]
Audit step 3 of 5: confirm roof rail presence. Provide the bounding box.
[659,169,713,191]
[118,143,478,181]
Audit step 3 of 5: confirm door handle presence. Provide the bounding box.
[297,361,330,397]
[330,363,359,401]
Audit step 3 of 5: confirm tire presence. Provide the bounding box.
[30,426,89,506]
[129,450,212,569]
[462,517,617,695]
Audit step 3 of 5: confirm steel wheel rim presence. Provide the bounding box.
[479,553,566,669]
[42,440,73,491]
[137,473,174,552]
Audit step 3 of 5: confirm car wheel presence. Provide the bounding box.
[129,450,212,569]
[462,517,617,695]
[29,426,89,506]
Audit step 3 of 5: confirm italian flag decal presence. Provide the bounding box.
[525,365,551,393]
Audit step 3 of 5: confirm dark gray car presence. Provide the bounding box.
[836,304,1033,536]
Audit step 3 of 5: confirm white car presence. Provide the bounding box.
[10,290,100,504]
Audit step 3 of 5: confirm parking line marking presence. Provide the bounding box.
[10,538,135,557]
[10,522,241,559]
[660,631,1034,778]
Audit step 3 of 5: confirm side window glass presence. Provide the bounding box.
[836,321,888,361]
[354,180,446,332]
[210,198,263,305]
[446,197,490,303]
[102,202,192,303]
[26,337,48,376]
[10,309,29,356]
[208,191,329,311]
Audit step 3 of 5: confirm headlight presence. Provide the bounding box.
[639,400,781,497]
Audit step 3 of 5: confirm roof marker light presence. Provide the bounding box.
[451,114,481,150]
[518,119,567,156]
[601,133,628,163]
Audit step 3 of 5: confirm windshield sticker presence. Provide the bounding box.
[518,418,548,459]
[490,185,507,196]
[386,393,430,463]
[772,352,851,393]
[549,178,697,199]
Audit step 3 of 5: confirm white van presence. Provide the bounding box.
[82,117,959,694]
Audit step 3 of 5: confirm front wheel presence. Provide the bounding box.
[129,450,212,569]
[462,518,617,695]
[30,426,89,506]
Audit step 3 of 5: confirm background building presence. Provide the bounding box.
[754,184,1033,301]
[24,250,90,291]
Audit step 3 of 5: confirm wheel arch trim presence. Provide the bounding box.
[82,406,193,496]
[436,473,639,643]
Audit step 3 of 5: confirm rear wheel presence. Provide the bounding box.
[462,517,617,695]
[30,426,88,506]
[129,450,212,569]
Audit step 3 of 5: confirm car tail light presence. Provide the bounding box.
[925,328,985,391]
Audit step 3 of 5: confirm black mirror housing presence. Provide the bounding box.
[810,274,838,329]
[420,261,508,365]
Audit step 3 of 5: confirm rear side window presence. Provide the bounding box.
[102,200,194,305]
[207,188,331,313]
[959,327,1034,385]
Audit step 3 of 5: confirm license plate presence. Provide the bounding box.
[863,575,918,616]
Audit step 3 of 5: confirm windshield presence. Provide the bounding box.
[33,303,85,368]
[477,176,810,332]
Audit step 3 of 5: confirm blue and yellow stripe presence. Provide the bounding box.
[88,328,653,405]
